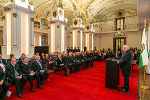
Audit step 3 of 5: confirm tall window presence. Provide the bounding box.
[115,18,124,31]
[40,21,45,29]
[41,38,45,46]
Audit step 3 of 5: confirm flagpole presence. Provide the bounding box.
[139,19,150,100]
[144,66,146,84]
[144,19,146,84]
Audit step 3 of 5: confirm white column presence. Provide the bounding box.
[31,17,34,46]
[13,13,17,46]
[2,2,35,59]
[92,33,94,51]
[6,11,12,55]
[61,24,65,52]
[80,31,83,51]
[51,23,55,52]
[21,12,29,55]
[73,30,76,49]
[86,33,90,51]
[3,16,6,46]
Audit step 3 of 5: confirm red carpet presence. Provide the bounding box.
[7,61,138,100]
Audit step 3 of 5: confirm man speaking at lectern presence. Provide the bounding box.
[117,45,132,92]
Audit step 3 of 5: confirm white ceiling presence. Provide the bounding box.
[0,0,137,24]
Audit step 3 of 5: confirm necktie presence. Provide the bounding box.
[14,66,19,76]
[38,61,42,69]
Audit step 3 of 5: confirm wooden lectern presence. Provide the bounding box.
[105,58,119,90]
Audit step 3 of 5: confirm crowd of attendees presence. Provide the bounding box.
[0,47,140,99]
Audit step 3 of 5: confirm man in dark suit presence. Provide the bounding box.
[79,52,87,70]
[0,64,9,99]
[77,47,80,52]
[33,56,50,85]
[72,53,80,73]
[70,47,73,52]
[117,45,132,92]
[67,47,71,53]
[6,58,27,98]
[67,53,74,74]
[7,54,15,65]
[28,55,36,68]
[0,55,6,65]
[18,53,26,67]
[20,57,43,92]
[56,54,69,76]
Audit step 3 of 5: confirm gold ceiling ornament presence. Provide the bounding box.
[29,1,33,5]
[74,19,78,25]
[10,0,14,3]
[78,19,82,24]
[53,10,57,18]
[2,16,5,20]
[30,18,34,22]
[0,10,2,16]
[4,7,11,11]
[65,27,67,30]
[21,0,26,2]
[115,9,125,18]
[28,5,31,10]
[59,10,63,17]
[12,13,17,17]
[86,25,90,30]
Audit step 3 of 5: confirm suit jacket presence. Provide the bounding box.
[33,60,44,72]
[67,56,73,63]
[6,59,11,65]
[77,49,80,52]
[28,59,35,69]
[119,50,132,69]
[62,56,69,65]
[6,64,22,79]
[0,67,6,81]
[0,59,6,65]
[56,58,64,66]
[18,58,23,66]
[67,49,70,53]
[20,63,33,75]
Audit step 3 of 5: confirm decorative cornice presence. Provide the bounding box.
[72,27,84,31]
[4,4,34,14]
[50,20,67,25]
[4,7,11,11]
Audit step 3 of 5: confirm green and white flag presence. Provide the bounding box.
[139,26,149,69]
[146,25,150,74]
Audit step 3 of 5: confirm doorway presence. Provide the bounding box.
[113,37,126,52]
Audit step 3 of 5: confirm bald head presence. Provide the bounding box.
[36,56,41,61]
[123,45,129,52]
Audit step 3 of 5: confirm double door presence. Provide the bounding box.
[113,37,126,51]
